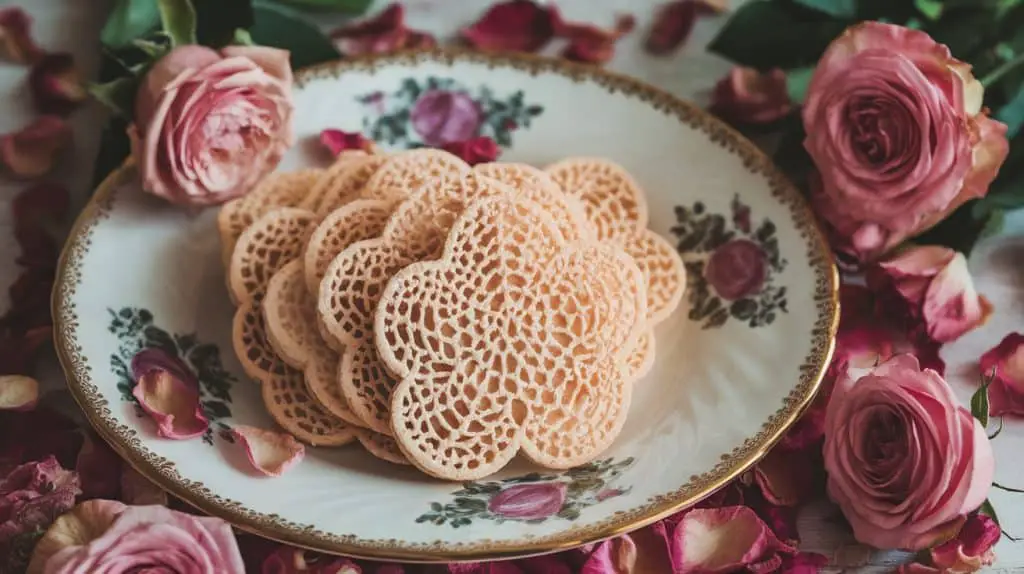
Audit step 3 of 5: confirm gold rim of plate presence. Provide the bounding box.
[51,48,840,562]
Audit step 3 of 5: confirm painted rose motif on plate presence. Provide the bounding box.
[672,195,789,329]
[358,76,543,148]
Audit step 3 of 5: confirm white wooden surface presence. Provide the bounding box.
[4,0,1023,570]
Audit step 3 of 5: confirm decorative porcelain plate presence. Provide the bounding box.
[54,50,838,562]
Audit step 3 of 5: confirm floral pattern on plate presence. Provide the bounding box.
[108,307,236,445]
[415,458,634,528]
[672,195,789,329]
[358,76,544,148]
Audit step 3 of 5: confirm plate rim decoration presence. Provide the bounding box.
[52,48,840,562]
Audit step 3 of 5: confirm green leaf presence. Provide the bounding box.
[915,0,943,19]
[157,0,197,46]
[233,28,255,45]
[89,77,139,118]
[707,2,849,70]
[793,0,856,17]
[250,0,340,69]
[102,0,162,48]
[785,67,816,105]
[272,0,372,13]
[193,0,254,48]
[996,86,1024,138]
[980,499,1000,526]
[130,35,172,58]
[970,372,993,427]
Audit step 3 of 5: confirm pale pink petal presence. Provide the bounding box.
[581,535,637,573]
[672,506,796,573]
[922,253,992,342]
[0,115,72,178]
[878,246,956,305]
[961,115,1010,201]
[220,45,293,88]
[0,374,38,410]
[131,370,209,440]
[231,425,305,476]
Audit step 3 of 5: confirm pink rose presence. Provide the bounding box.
[869,246,991,343]
[710,67,792,125]
[128,45,294,207]
[487,482,566,520]
[978,332,1024,416]
[703,239,767,300]
[29,500,244,574]
[410,90,482,146]
[803,22,1009,263]
[824,354,995,550]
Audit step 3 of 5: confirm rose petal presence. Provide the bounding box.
[441,136,501,166]
[922,252,991,343]
[0,115,72,178]
[131,370,209,440]
[0,7,43,64]
[232,425,305,477]
[0,375,38,410]
[980,332,1024,416]
[709,67,792,125]
[750,446,822,507]
[646,1,698,55]
[460,0,561,52]
[672,506,796,572]
[260,546,363,573]
[558,14,635,65]
[24,499,125,574]
[74,432,122,500]
[330,4,434,56]
[320,129,374,157]
[580,535,637,573]
[29,53,87,115]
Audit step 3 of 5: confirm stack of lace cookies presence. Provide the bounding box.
[219,147,686,481]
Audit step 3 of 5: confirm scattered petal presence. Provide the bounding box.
[748,446,822,507]
[232,425,305,477]
[320,129,374,157]
[0,116,73,179]
[460,0,561,52]
[646,1,698,55]
[74,432,122,500]
[129,347,196,387]
[580,535,637,573]
[330,4,435,56]
[441,136,501,166]
[929,512,999,572]
[709,67,792,125]
[558,14,635,65]
[119,466,168,506]
[980,332,1024,416]
[0,456,81,565]
[29,52,87,115]
[260,546,363,573]
[0,375,38,410]
[0,7,43,64]
[131,370,209,440]
[671,506,797,573]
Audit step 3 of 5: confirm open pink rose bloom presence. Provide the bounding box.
[129,45,294,207]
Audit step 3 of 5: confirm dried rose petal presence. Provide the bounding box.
[320,129,374,157]
[0,7,43,64]
[330,4,434,56]
[261,546,363,573]
[29,52,87,115]
[748,446,822,507]
[0,375,38,411]
[231,425,304,477]
[0,116,73,178]
[119,466,168,506]
[645,1,723,55]
[558,14,635,65]
[460,0,561,52]
[978,332,1024,416]
[671,506,798,572]
[131,370,209,440]
[75,432,122,500]
[0,456,81,562]
[441,136,501,166]
[580,535,637,573]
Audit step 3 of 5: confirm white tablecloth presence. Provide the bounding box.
[6,1,1024,571]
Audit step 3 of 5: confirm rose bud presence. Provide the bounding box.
[129,45,294,207]
[29,53,87,115]
[0,115,72,179]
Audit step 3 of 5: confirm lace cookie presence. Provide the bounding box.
[375,194,646,480]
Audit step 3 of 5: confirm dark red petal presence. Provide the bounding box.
[319,129,373,157]
[440,136,501,166]
[29,53,87,115]
[557,14,634,65]
[646,1,699,55]
[330,4,412,56]
[460,0,561,52]
[0,7,44,64]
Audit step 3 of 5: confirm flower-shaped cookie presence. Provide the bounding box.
[375,194,646,480]
[319,167,589,435]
